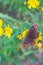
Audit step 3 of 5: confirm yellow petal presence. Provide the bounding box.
[0,27,3,36]
[41,7,43,12]
[37,43,42,48]
[0,19,3,27]
[24,2,26,5]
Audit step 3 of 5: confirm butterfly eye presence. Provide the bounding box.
[23,44,26,48]
[24,45,26,48]
[22,44,29,49]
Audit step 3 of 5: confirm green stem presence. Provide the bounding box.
[0,13,21,23]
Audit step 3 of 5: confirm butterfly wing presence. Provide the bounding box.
[22,23,39,49]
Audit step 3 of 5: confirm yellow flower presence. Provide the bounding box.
[41,47,43,52]
[22,30,29,38]
[35,32,42,45]
[28,5,31,9]
[4,25,13,38]
[37,43,42,48]
[0,19,3,27]
[17,29,29,40]
[27,0,40,9]
[17,34,22,40]
[24,2,26,5]
[0,27,3,36]
[41,7,43,12]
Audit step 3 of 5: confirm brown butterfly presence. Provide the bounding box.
[22,22,39,49]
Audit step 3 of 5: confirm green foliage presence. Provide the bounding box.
[0,0,43,65]
[0,12,43,64]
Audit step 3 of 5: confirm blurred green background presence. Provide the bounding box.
[0,0,43,65]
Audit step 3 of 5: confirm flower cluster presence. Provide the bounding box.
[0,19,4,36]
[41,7,43,12]
[0,19,13,38]
[17,29,29,40]
[4,25,13,38]
[35,32,42,46]
[35,32,43,52]
[24,0,40,9]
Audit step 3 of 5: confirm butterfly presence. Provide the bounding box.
[22,22,39,49]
